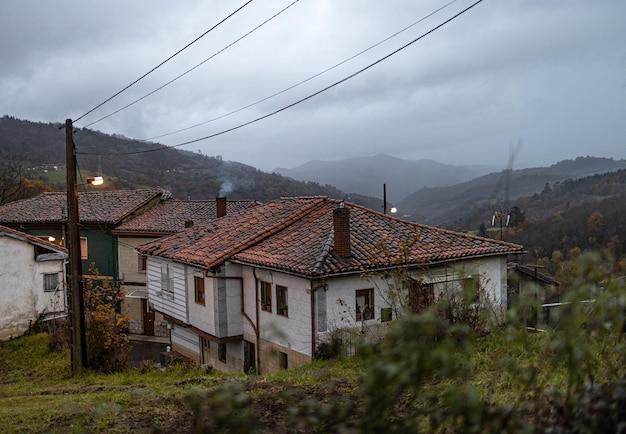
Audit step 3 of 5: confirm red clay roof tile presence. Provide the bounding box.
[0,224,67,254]
[113,199,259,235]
[0,189,163,225]
[138,196,524,278]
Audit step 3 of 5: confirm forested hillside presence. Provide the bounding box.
[0,116,380,208]
[458,169,626,287]
[398,157,626,226]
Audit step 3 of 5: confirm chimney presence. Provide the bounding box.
[216,197,227,219]
[185,219,194,228]
[333,205,351,258]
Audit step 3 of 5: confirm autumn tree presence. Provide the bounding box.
[0,153,54,205]
[83,264,131,373]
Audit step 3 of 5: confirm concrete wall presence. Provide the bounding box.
[0,236,65,340]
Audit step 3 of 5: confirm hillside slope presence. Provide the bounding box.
[0,116,381,208]
[398,157,626,227]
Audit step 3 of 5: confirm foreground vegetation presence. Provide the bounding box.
[2,253,626,432]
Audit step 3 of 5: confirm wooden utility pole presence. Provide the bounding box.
[65,118,87,374]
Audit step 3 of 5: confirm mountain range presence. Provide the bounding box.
[3,116,626,230]
[275,155,494,203]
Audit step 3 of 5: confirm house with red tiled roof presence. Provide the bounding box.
[0,189,167,279]
[137,196,525,373]
[112,197,259,336]
[0,224,67,340]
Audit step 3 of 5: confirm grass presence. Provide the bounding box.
[2,326,626,433]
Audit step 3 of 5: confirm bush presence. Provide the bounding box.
[83,264,131,373]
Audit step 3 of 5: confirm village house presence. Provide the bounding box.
[0,188,167,280]
[112,197,259,336]
[137,196,524,374]
[0,224,67,340]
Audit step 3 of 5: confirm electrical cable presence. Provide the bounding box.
[78,0,484,157]
[81,0,301,130]
[73,0,254,124]
[77,0,458,152]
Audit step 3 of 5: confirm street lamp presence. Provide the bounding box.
[86,176,104,186]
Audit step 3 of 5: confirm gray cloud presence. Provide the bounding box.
[1,0,625,172]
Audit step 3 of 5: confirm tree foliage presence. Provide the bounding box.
[83,264,130,373]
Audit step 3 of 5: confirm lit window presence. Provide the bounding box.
[260,281,272,312]
[276,285,288,316]
[43,273,59,292]
[356,288,374,321]
[194,276,205,305]
[80,237,88,260]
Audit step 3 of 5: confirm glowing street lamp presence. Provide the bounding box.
[86,176,104,186]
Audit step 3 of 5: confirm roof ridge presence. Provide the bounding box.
[207,197,327,268]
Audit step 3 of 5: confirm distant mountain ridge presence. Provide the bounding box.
[275,154,494,202]
[398,156,626,227]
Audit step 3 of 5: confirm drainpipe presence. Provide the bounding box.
[310,278,326,360]
[252,267,261,374]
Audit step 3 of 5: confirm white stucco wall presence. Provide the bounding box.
[251,268,313,356]
[0,236,65,340]
[188,263,243,338]
[324,256,507,333]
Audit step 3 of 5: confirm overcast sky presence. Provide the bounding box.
[1,0,625,172]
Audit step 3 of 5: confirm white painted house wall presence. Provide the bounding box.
[189,262,243,338]
[323,256,508,333]
[250,267,313,356]
[146,256,188,323]
[0,236,66,340]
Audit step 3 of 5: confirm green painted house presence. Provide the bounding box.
[0,189,165,279]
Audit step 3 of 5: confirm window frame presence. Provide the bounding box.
[138,254,147,272]
[355,288,375,322]
[194,276,205,305]
[260,281,272,312]
[218,343,227,363]
[161,263,173,294]
[80,237,88,260]
[276,285,288,317]
[43,272,59,292]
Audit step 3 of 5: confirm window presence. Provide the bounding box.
[194,276,205,305]
[381,308,392,322]
[80,237,88,260]
[161,264,173,293]
[43,273,59,292]
[276,285,288,316]
[260,281,272,312]
[202,337,211,350]
[462,275,480,304]
[138,255,147,272]
[408,279,434,313]
[279,351,288,370]
[355,288,374,321]
[218,343,227,362]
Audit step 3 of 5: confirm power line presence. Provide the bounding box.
[77,0,459,152]
[77,0,484,157]
[139,0,461,144]
[73,0,254,124]
[81,0,301,130]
